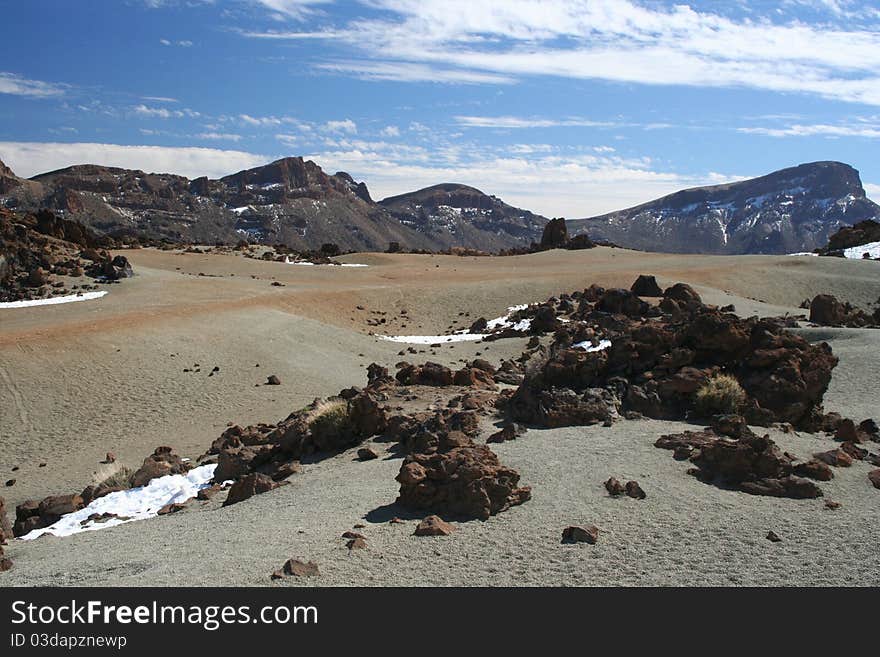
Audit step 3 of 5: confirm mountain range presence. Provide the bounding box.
[0,157,548,252]
[1,156,877,255]
[567,161,880,255]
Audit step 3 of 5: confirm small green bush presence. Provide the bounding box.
[694,374,747,416]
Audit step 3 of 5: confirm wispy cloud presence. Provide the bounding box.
[196,132,242,142]
[0,72,66,98]
[322,119,357,134]
[244,0,880,104]
[738,122,880,138]
[133,104,201,119]
[455,115,616,129]
[253,0,333,21]
[314,60,515,85]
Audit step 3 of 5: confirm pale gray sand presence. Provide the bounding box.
[1,249,878,586]
[3,327,878,587]
[3,418,877,587]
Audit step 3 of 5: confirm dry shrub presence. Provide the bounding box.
[91,462,134,490]
[308,400,353,443]
[694,374,747,416]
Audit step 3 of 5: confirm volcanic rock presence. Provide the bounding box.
[413,515,455,536]
[630,274,663,297]
[396,438,531,520]
[561,525,599,544]
[223,473,280,507]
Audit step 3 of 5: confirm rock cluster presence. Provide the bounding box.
[808,294,879,328]
[396,434,531,520]
[12,446,193,537]
[0,208,128,302]
[502,278,838,431]
[656,426,828,499]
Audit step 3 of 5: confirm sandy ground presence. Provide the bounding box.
[1,247,878,586]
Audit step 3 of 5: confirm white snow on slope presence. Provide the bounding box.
[379,303,536,344]
[0,291,107,309]
[19,464,217,540]
[285,257,368,267]
[843,241,880,259]
[573,339,613,352]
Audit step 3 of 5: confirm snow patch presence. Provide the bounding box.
[379,302,537,344]
[0,291,108,309]
[19,464,218,540]
[843,241,880,259]
[573,339,613,353]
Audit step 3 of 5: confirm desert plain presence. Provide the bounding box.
[0,246,878,586]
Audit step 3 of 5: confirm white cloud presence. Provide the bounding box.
[196,132,242,141]
[0,72,65,98]
[243,0,880,104]
[0,142,269,179]
[379,125,400,137]
[322,119,357,134]
[864,182,880,199]
[253,0,333,20]
[455,115,615,129]
[141,96,178,103]
[238,113,283,126]
[738,123,880,138]
[314,60,515,85]
[275,133,298,147]
[133,104,201,119]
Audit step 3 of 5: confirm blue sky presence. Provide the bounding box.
[1,0,878,217]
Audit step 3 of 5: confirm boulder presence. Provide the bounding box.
[223,473,280,507]
[275,559,319,578]
[631,275,663,297]
[396,440,531,520]
[130,446,192,488]
[809,294,846,326]
[38,494,84,519]
[663,283,702,307]
[561,525,599,544]
[396,362,454,386]
[625,480,647,500]
[357,446,379,461]
[813,448,853,467]
[413,515,455,536]
[604,477,625,496]
[540,218,568,249]
[739,476,823,499]
[869,469,880,490]
[793,459,834,481]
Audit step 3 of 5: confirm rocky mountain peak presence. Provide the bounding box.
[0,158,23,194]
[569,161,879,255]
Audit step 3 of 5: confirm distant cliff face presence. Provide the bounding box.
[568,162,880,255]
[0,158,547,252]
[379,183,547,251]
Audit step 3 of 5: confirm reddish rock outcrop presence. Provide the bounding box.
[223,473,280,507]
[130,446,192,488]
[396,436,531,520]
